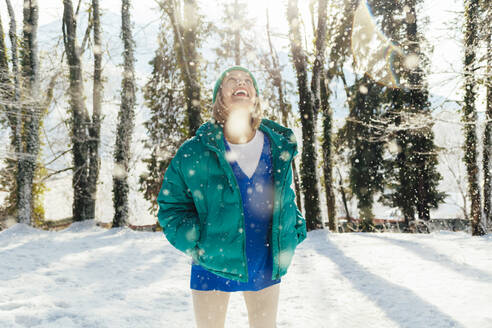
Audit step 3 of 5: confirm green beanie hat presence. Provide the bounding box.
[213,66,259,104]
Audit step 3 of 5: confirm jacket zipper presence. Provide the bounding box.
[236,181,248,283]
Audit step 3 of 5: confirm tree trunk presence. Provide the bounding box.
[182,0,202,135]
[0,14,9,106]
[88,0,102,221]
[483,2,491,230]
[312,0,336,231]
[112,0,136,227]
[0,7,18,222]
[463,0,486,236]
[4,2,21,205]
[16,0,40,225]
[311,0,327,128]
[265,7,302,210]
[337,168,351,219]
[163,0,202,136]
[0,14,12,142]
[321,74,336,231]
[5,0,21,163]
[233,0,240,65]
[62,0,91,222]
[287,0,322,230]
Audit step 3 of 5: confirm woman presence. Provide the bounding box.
[157,66,307,328]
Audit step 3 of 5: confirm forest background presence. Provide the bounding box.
[0,0,490,236]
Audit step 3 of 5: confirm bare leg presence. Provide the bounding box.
[191,289,231,328]
[243,284,280,328]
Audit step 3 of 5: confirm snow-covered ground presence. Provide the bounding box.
[1,221,491,328]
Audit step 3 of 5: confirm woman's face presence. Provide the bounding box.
[220,70,257,111]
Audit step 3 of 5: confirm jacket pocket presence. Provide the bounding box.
[278,227,297,273]
[280,201,297,232]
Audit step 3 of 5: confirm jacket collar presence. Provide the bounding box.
[195,118,298,157]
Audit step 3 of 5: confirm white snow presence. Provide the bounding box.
[1,222,491,328]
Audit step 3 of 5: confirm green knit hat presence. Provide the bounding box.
[212,66,259,104]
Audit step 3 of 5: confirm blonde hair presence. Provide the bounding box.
[212,86,263,130]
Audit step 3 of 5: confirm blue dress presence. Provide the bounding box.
[190,132,281,291]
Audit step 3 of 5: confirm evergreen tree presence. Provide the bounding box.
[139,20,188,215]
[335,0,386,230]
[142,1,213,217]
[345,75,385,231]
[372,0,445,227]
[402,0,445,222]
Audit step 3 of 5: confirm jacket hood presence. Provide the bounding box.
[195,118,298,157]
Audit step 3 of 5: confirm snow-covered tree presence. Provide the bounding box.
[375,0,445,225]
[112,0,136,227]
[62,0,100,222]
[287,0,323,230]
[480,0,491,230]
[462,0,486,235]
[0,0,50,226]
[88,0,102,223]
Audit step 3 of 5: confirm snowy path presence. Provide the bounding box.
[0,221,491,328]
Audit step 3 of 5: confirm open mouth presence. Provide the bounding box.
[233,89,249,97]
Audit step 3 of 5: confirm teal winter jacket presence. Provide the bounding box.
[157,118,307,283]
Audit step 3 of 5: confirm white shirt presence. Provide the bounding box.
[225,130,264,179]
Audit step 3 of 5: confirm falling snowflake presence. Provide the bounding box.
[193,190,203,200]
[280,151,290,162]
